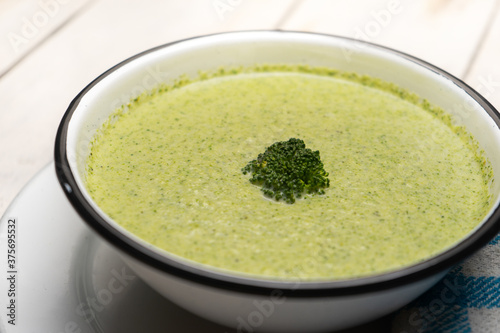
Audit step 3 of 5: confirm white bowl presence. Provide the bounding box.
[54,31,500,332]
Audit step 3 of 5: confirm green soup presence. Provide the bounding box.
[86,65,493,280]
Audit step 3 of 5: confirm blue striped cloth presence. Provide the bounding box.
[392,234,500,332]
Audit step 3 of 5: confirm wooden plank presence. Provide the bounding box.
[280,0,497,77]
[0,0,92,77]
[464,2,500,110]
[0,0,297,214]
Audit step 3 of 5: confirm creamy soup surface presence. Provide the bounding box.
[86,65,493,280]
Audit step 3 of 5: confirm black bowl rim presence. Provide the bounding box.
[54,30,500,298]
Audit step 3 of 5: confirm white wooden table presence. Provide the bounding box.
[1,0,500,329]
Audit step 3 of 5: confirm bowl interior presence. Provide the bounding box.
[62,31,500,286]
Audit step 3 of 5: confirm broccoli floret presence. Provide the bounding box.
[242,138,330,204]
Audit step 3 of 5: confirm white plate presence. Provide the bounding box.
[0,163,388,332]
